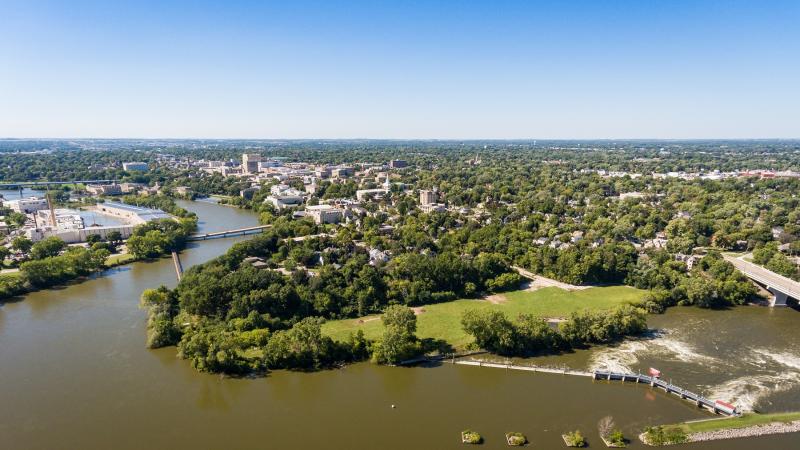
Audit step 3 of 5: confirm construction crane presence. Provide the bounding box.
[46,192,57,227]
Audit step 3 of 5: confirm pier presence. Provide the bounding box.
[593,370,740,416]
[187,225,272,241]
[455,359,594,377]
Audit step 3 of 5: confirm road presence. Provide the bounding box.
[723,253,800,302]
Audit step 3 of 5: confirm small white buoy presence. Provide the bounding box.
[391,404,396,409]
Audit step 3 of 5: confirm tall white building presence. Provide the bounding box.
[419,189,437,205]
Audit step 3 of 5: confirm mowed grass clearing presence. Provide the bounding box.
[322,285,646,349]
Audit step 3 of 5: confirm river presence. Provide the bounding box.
[1,200,799,449]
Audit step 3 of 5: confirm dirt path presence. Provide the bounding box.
[512,266,590,291]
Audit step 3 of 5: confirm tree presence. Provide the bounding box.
[106,231,123,247]
[381,304,417,335]
[0,246,10,263]
[12,236,33,254]
[30,236,67,260]
[372,305,421,364]
[461,309,517,354]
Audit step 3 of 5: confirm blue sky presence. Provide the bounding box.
[1,0,798,139]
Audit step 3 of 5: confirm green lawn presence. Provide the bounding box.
[322,286,646,349]
[680,412,800,434]
[105,253,136,267]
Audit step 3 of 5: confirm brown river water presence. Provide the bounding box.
[1,200,799,449]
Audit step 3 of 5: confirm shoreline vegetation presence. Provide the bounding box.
[0,195,196,303]
[139,227,651,375]
[640,412,800,446]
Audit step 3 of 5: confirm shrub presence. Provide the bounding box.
[461,429,482,444]
[608,429,626,447]
[563,430,586,447]
[506,432,527,446]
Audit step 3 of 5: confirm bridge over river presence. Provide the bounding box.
[724,254,800,306]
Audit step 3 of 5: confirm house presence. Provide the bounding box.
[369,248,390,265]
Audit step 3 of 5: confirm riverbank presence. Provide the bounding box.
[640,412,800,446]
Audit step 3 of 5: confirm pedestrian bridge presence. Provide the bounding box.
[188,225,271,241]
[724,254,800,306]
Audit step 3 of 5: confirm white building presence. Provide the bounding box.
[306,205,343,224]
[3,197,49,214]
[95,202,172,225]
[419,203,446,213]
[122,162,149,171]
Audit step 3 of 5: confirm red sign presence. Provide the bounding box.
[648,367,661,378]
[715,400,735,410]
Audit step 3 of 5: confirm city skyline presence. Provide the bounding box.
[2,0,799,139]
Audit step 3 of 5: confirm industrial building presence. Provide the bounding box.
[95,202,172,225]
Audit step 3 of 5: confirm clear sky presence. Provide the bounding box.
[1,0,798,139]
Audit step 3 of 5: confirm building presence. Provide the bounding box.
[419,189,437,205]
[356,188,389,201]
[242,153,262,174]
[174,186,193,196]
[306,204,343,224]
[389,159,408,169]
[119,182,145,194]
[122,162,149,171]
[267,194,304,210]
[95,202,172,225]
[240,187,259,200]
[35,209,84,229]
[259,160,281,170]
[332,166,354,178]
[419,203,446,213]
[3,197,49,214]
[86,184,122,196]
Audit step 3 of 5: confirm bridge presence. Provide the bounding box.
[0,180,119,189]
[171,251,184,281]
[187,225,272,241]
[593,370,739,416]
[724,254,800,306]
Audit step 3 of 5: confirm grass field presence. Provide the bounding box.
[680,412,800,433]
[322,285,646,349]
[105,253,136,267]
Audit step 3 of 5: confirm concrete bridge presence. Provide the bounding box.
[187,225,272,241]
[0,180,119,189]
[724,254,800,306]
